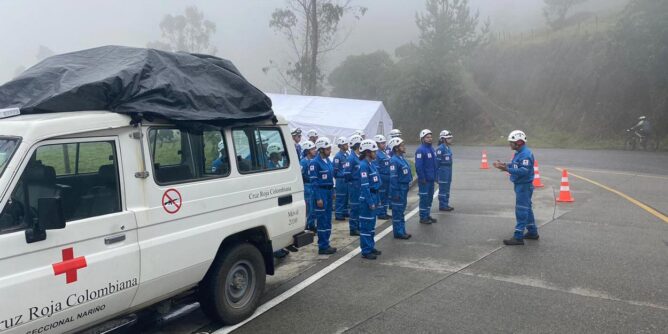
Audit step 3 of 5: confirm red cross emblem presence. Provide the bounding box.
[52,247,87,284]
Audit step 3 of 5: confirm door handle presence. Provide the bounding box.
[105,234,126,245]
[278,195,293,206]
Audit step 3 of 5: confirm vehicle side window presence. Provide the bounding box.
[0,140,121,234]
[232,127,289,174]
[203,130,230,176]
[149,128,230,184]
[149,128,194,184]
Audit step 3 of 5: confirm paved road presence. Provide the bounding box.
[148,148,668,334]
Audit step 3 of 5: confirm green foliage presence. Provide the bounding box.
[328,51,394,100]
[543,0,589,30]
[147,6,217,54]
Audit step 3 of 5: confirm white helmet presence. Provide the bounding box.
[360,139,378,152]
[374,134,387,143]
[291,128,302,136]
[389,129,402,138]
[639,116,646,120]
[508,130,527,143]
[439,130,453,139]
[335,136,349,146]
[267,143,283,154]
[353,129,365,137]
[301,140,315,151]
[419,129,432,139]
[306,129,319,138]
[349,134,364,146]
[315,137,332,149]
[388,137,404,151]
[217,140,226,151]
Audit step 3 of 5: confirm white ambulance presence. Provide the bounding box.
[0,108,311,333]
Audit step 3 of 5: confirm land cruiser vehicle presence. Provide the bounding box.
[0,108,310,333]
[0,46,312,333]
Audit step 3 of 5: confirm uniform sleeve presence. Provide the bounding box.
[507,153,532,177]
[415,148,425,180]
[389,160,399,199]
[333,157,340,177]
[359,164,374,207]
[344,157,353,181]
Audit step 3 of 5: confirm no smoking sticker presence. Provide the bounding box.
[162,188,182,214]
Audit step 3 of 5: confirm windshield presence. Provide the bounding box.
[0,137,19,178]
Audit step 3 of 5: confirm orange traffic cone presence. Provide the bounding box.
[556,169,574,202]
[480,150,489,169]
[533,160,545,188]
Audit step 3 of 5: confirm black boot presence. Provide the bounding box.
[362,253,377,260]
[503,238,525,246]
[524,233,540,240]
[439,206,454,212]
[394,234,412,240]
[372,249,382,255]
[428,216,438,223]
[419,218,432,224]
[318,247,337,255]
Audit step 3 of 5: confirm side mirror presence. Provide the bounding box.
[38,197,66,230]
[25,197,65,244]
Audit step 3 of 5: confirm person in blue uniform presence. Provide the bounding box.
[373,134,392,220]
[306,129,319,144]
[358,139,383,260]
[291,128,303,160]
[309,137,337,255]
[415,129,438,224]
[211,140,229,175]
[344,134,364,236]
[493,130,539,245]
[333,136,350,221]
[300,141,317,232]
[387,129,402,156]
[436,130,454,212]
[267,143,284,169]
[388,137,412,240]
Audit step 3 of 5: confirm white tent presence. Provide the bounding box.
[266,93,393,142]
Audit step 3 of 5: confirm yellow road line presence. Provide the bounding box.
[566,167,668,180]
[556,167,668,224]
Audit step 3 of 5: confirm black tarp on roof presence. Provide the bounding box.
[0,45,274,125]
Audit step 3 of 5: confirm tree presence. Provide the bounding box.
[416,0,489,65]
[543,0,588,30]
[147,6,217,54]
[265,0,366,95]
[328,51,394,100]
[386,0,489,138]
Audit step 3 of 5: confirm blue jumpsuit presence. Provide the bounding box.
[508,145,538,239]
[415,143,438,220]
[344,152,362,233]
[333,150,350,220]
[390,154,413,237]
[374,150,391,217]
[300,156,316,230]
[295,143,302,160]
[309,154,335,250]
[359,159,381,255]
[436,143,453,209]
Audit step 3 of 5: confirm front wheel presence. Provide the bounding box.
[624,138,636,151]
[199,243,266,325]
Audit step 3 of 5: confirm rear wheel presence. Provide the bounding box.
[199,243,266,325]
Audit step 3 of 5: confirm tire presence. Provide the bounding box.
[199,243,266,325]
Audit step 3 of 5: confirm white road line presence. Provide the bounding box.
[213,194,434,334]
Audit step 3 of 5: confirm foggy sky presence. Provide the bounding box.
[0,0,628,92]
